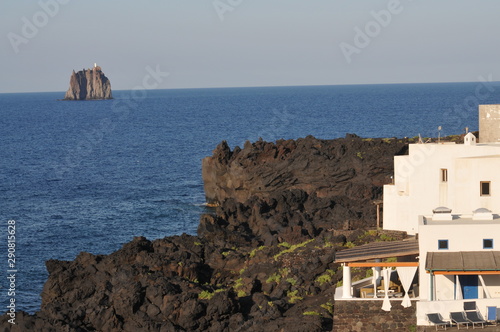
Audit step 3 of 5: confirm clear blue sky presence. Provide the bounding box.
[1,0,500,93]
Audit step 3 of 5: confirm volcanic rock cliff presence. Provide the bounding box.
[63,66,113,100]
[1,135,418,332]
[201,135,409,245]
[203,135,407,205]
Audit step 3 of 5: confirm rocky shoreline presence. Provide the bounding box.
[2,134,463,331]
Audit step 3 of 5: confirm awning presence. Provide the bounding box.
[334,239,419,263]
[426,251,500,274]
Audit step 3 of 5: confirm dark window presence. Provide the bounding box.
[441,169,448,182]
[438,240,448,250]
[484,239,494,249]
[481,181,491,196]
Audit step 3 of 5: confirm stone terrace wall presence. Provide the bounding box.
[333,300,417,332]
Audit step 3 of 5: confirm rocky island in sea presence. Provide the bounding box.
[0,134,467,331]
[63,64,113,100]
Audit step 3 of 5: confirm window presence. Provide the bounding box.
[438,240,449,250]
[480,181,491,196]
[441,169,448,182]
[484,239,494,249]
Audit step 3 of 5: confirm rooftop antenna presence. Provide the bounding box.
[438,126,442,143]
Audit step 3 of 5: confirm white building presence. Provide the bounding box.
[335,105,500,327]
[416,210,500,325]
[383,132,500,234]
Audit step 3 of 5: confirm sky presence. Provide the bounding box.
[1,0,500,93]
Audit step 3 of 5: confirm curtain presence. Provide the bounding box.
[396,266,418,308]
[381,268,392,311]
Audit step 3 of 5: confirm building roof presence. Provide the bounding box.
[334,239,419,263]
[426,251,500,271]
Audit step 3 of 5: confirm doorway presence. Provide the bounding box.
[459,275,478,299]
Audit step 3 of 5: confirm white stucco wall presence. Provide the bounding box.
[383,185,410,233]
[454,157,500,212]
[418,219,500,302]
[383,142,500,234]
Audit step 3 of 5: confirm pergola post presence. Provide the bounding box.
[376,203,381,229]
[374,259,382,283]
[342,263,352,299]
[372,200,383,229]
[429,272,434,301]
[372,259,382,298]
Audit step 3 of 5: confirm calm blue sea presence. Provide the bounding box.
[1,83,500,313]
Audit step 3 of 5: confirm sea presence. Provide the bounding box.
[1,82,500,313]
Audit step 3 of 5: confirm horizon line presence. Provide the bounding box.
[2,80,499,95]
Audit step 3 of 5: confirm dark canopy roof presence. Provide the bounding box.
[334,239,419,263]
[426,251,500,271]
